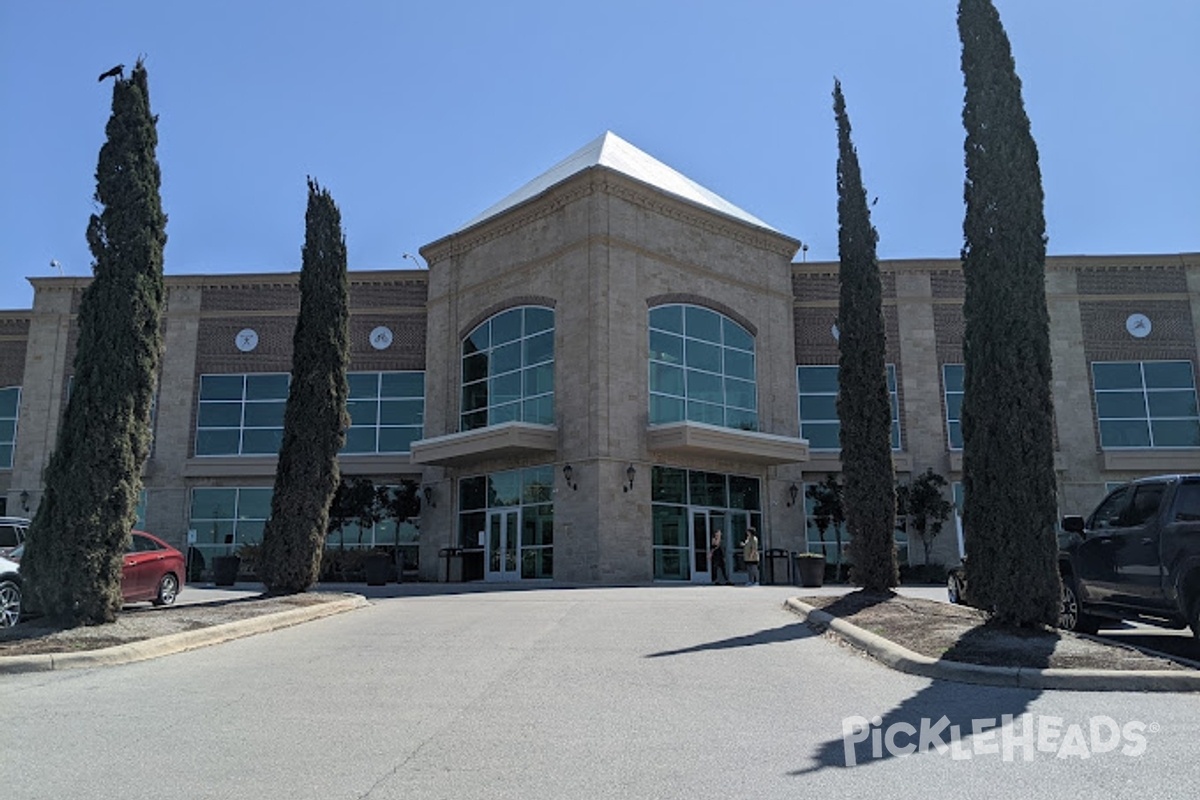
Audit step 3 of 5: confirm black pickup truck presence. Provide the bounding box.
[1058,474,1200,637]
[947,475,1200,638]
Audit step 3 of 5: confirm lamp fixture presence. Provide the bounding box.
[562,464,577,491]
[623,464,636,493]
[19,490,30,512]
[786,483,799,507]
[422,485,436,508]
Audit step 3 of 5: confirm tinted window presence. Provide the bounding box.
[1173,482,1200,522]
[130,534,163,553]
[1090,487,1130,530]
[1124,483,1166,527]
[0,524,21,548]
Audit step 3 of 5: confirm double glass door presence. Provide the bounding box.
[688,509,751,583]
[486,509,520,581]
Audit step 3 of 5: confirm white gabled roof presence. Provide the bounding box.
[458,131,777,233]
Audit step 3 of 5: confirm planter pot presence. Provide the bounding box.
[794,554,826,588]
[212,555,241,587]
[364,553,390,586]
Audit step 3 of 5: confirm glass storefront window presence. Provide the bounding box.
[651,466,761,581]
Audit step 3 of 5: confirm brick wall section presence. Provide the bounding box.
[932,305,965,364]
[200,284,300,313]
[0,316,29,386]
[1077,266,1188,295]
[1080,300,1196,362]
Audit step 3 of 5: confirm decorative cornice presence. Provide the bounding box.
[795,253,1200,276]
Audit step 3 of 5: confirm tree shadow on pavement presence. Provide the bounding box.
[644,620,817,658]
[791,623,1057,774]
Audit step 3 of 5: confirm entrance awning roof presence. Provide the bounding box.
[646,421,809,466]
[410,422,557,467]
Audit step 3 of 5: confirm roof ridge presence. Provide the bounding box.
[456,132,777,234]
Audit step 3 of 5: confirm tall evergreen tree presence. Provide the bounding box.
[22,59,166,625]
[259,179,350,594]
[958,0,1060,626]
[833,80,898,592]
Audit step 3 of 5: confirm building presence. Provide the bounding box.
[2,132,1198,583]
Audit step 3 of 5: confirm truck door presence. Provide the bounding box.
[1110,480,1169,609]
[1075,485,1131,602]
[1159,480,1200,610]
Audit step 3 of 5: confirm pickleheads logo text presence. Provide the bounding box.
[841,714,1154,765]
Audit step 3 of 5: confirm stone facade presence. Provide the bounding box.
[2,139,1198,583]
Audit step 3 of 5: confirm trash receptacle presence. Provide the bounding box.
[439,547,464,582]
[764,548,790,585]
[793,552,826,587]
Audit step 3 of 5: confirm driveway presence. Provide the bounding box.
[3,583,1196,799]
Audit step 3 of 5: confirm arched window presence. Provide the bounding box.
[648,304,757,431]
[461,306,554,431]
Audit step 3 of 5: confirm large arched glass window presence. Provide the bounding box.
[649,304,757,430]
[461,306,554,431]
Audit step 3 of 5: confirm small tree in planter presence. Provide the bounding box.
[897,468,954,576]
[805,474,846,581]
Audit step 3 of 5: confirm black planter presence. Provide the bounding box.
[364,553,390,586]
[213,555,241,586]
[794,554,826,588]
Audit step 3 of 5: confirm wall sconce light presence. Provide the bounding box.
[19,490,30,512]
[562,464,577,491]
[623,464,636,493]
[786,483,799,507]
[422,485,436,508]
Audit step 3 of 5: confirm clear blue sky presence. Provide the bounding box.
[2,1,1197,310]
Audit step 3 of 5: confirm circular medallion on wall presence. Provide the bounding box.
[369,326,394,350]
[235,328,259,352]
[1125,313,1152,339]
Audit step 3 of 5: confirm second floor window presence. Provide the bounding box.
[0,386,19,469]
[650,304,757,431]
[196,374,288,456]
[1092,360,1200,448]
[344,372,425,454]
[461,306,555,431]
[197,371,425,457]
[943,364,964,450]
[797,365,900,451]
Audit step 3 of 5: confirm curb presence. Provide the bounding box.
[0,594,371,675]
[785,597,1200,693]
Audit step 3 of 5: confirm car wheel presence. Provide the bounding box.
[947,572,964,605]
[1059,579,1099,635]
[1189,592,1200,641]
[0,579,21,628]
[153,573,179,606]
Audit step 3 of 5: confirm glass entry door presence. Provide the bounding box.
[486,509,520,581]
[688,510,725,584]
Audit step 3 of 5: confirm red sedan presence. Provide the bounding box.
[6,530,184,617]
[122,531,185,606]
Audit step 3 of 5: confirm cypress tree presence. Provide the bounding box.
[833,80,898,592]
[958,0,1060,626]
[22,59,166,625]
[259,179,350,594]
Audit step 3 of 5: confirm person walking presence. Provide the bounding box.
[742,527,760,586]
[710,530,731,585]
